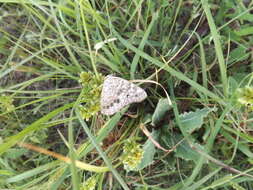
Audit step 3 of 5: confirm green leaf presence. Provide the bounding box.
[160,130,202,163]
[230,182,246,190]
[228,46,248,65]
[175,142,203,163]
[175,140,196,160]
[234,26,253,36]
[0,170,13,176]
[5,148,28,159]
[240,13,253,22]
[151,98,171,126]
[180,107,217,134]
[210,175,234,187]
[228,77,239,95]
[136,130,159,170]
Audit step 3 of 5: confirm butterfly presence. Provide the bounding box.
[100,75,147,115]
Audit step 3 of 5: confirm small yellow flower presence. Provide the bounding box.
[82,175,97,190]
[237,86,253,109]
[0,94,15,112]
[121,139,144,171]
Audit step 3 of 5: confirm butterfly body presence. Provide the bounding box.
[100,76,147,115]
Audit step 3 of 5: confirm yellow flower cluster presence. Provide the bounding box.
[121,139,144,171]
[79,72,104,120]
[237,86,253,109]
[82,175,97,190]
[0,94,15,113]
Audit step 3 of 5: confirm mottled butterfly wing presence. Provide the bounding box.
[100,76,147,115]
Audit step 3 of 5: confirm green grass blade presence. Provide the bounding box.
[76,109,130,190]
[0,103,74,155]
[68,112,80,190]
[80,0,98,77]
[201,0,228,97]
[187,169,221,190]
[77,109,125,157]
[123,0,145,31]
[48,0,82,72]
[112,29,223,104]
[130,12,158,79]
[206,104,233,150]
[6,161,59,183]
[195,32,208,89]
